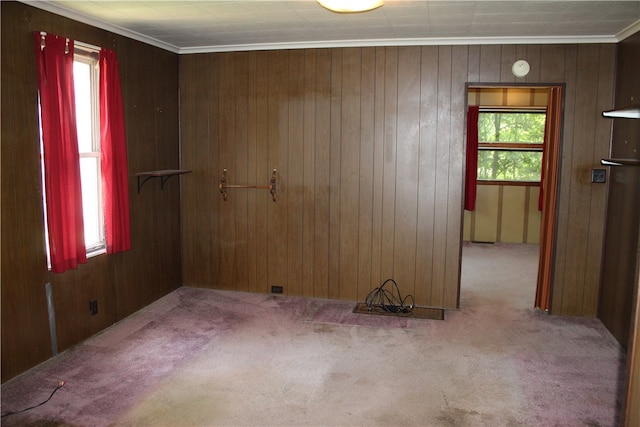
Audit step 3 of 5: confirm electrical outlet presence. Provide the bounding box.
[591,168,606,183]
[271,285,283,294]
[89,299,98,315]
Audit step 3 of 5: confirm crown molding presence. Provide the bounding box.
[22,0,631,55]
[616,19,640,42]
[178,35,619,54]
[20,0,180,53]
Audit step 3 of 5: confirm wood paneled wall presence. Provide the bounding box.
[464,184,541,244]
[1,2,182,382]
[598,31,640,348]
[180,43,615,315]
[180,47,464,307]
[596,30,640,426]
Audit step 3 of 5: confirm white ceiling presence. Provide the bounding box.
[24,0,640,54]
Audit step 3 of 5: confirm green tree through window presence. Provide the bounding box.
[477,111,545,182]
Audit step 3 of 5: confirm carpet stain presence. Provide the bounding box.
[436,408,518,427]
[313,324,336,333]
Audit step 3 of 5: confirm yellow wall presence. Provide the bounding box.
[464,185,541,244]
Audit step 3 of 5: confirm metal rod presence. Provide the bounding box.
[224,184,272,189]
[219,169,278,202]
[45,282,58,356]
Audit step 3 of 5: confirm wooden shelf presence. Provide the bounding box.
[601,159,640,167]
[602,103,640,119]
[135,169,191,193]
[600,104,638,167]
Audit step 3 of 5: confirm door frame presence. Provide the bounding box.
[462,83,565,312]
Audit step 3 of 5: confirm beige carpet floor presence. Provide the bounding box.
[1,243,625,426]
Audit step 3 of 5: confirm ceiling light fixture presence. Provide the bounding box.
[317,0,384,13]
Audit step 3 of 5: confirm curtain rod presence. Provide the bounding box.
[476,105,547,112]
[38,31,100,54]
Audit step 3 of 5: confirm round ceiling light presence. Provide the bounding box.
[317,0,384,13]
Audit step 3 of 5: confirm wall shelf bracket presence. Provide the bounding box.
[219,169,277,202]
[135,169,191,193]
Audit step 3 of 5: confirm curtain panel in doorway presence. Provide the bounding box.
[464,106,480,211]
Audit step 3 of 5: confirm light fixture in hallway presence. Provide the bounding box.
[317,0,384,13]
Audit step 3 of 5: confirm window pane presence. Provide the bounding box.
[79,157,101,248]
[478,112,545,144]
[74,61,93,153]
[478,150,542,181]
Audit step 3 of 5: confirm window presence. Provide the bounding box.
[74,47,104,255]
[477,110,546,182]
[41,43,105,264]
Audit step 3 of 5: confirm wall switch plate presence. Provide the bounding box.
[591,168,606,183]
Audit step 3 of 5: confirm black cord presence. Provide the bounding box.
[364,279,414,314]
[1,381,65,419]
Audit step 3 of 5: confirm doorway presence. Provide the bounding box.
[462,84,564,311]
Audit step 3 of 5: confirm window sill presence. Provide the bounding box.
[478,180,540,187]
[87,247,106,259]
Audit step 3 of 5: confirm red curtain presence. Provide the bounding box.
[34,32,87,273]
[464,106,480,211]
[100,48,131,253]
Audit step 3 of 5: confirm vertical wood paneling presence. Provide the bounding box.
[3,2,182,382]
[357,47,376,301]
[525,45,542,83]
[338,48,361,301]
[370,46,386,294]
[393,46,420,298]
[475,186,500,242]
[464,185,541,244]
[598,30,640,349]
[584,45,616,314]
[540,45,566,82]
[302,49,317,297]
[558,45,599,315]
[267,50,289,292]
[254,51,269,293]
[415,46,439,305]
[1,3,52,380]
[180,55,218,286]
[552,45,578,312]
[218,53,237,291]
[234,52,250,293]
[479,45,501,81]
[328,48,342,299]
[527,188,541,244]
[380,47,398,283]
[430,45,452,306]
[500,45,517,83]
[445,45,468,307]
[313,49,332,298]
[179,43,616,316]
[287,50,305,296]
[246,51,259,293]
[501,186,526,242]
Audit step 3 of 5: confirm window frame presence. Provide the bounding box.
[477,108,546,185]
[74,44,105,257]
